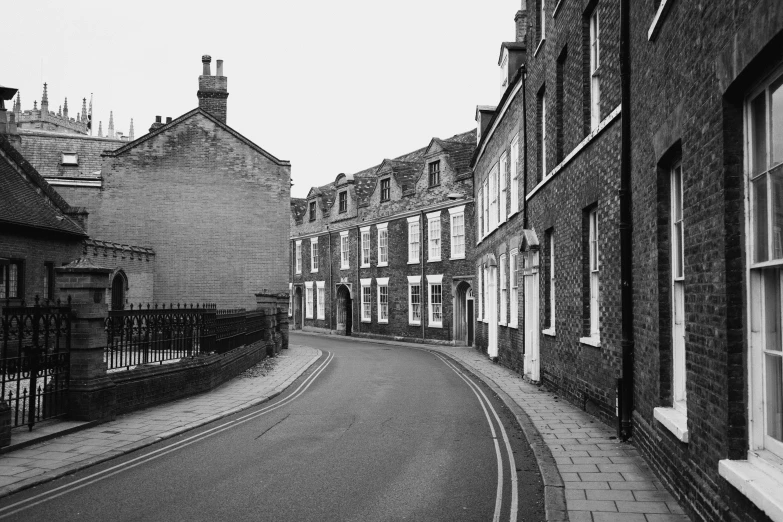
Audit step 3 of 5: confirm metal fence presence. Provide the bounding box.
[1,298,71,430]
[105,304,267,370]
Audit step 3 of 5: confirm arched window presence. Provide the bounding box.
[111,273,126,310]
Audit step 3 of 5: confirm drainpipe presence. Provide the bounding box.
[421,209,425,341]
[328,228,333,332]
[521,64,529,230]
[619,0,634,441]
[356,224,361,335]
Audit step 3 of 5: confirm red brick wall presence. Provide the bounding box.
[89,112,290,309]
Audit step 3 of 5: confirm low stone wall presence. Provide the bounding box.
[111,340,266,415]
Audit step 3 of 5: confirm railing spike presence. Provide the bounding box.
[147,303,151,309]
[130,303,134,310]
[35,294,40,306]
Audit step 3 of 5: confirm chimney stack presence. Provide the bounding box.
[197,54,229,124]
[166,116,172,124]
[149,115,164,133]
[515,8,527,43]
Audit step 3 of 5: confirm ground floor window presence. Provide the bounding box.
[0,261,22,299]
[316,281,325,320]
[305,282,314,319]
[408,277,421,325]
[427,274,443,327]
[361,278,372,323]
[377,278,389,323]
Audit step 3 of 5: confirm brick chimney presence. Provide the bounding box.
[197,55,228,124]
[515,8,527,43]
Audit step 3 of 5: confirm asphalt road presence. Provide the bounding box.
[2,333,545,521]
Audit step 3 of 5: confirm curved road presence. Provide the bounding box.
[0,333,544,521]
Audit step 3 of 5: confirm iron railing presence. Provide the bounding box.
[1,297,71,430]
[105,304,267,370]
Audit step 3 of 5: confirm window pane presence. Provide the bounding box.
[674,222,684,278]
[752,92,768,177]
[765,269,782,353]
[773,166,783,260]
[755,176,769,262]
[766,354,783,442]
[772,77,783,169]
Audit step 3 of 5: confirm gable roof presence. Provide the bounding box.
[103,108,290,167]
[0,134,87,237]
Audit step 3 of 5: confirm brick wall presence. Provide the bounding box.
[17,130,124,180]
[81,240,156,306]
[86,112,290,309]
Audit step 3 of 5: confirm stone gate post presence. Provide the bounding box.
[276,293,289,350]
[56,258,117,421]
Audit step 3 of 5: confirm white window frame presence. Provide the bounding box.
[295,240,302,274]
[542,230,556,335]
[360,278,372,323]
[499,253,507,326]
[449,206,466,259]
[540,0,546,42]
[590,8,601,131]
[509,250,519,328]
[671,164,686,416]
[542,92,548,179]
[483,178,489,237]
[316,281,325,320]
[305,281,314,319]
[580,209,601,345]
[360,226,371,268]
[489,163,498,231]
[408,216,420,264]
[61,152,78,166]
[719,65,783,521]
[427,211,441,262]
[510,135,520,216]
[484,264,490,324]
[477,186,484,244]
[427,274,444,328]
[377,223,389,266]
[340,231,350,270]
[408,275,422,325]
[288,283,293,317]
[478,265,484,321]
[310,237,319,273]
[377,277,389,323]
[499,152,508,224]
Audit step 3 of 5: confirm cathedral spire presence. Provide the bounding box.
[13,92,20,115]
[98,120,103,137]
[58,105,62,117]
[129,118,134,140]
[81,98,87,122]
[63,97,69,119]
[108,111,115,138]
[41,83,49,112]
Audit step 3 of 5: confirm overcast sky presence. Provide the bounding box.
[3,0,522,198]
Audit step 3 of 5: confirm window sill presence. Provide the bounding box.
[427,259,442,263]
[378,262,388,267]
[340,267,350,271]
[653,407,689,443]
[361,319,371,323]
[508,322,518,329]
[317,316,325,321]
[409,321,421,326]
[534,38,545,57]
[499,321,507,327]
[429,323,443,329]
[552,0,563,17]
[507,209,520,220]
[450,255,466,261]
[579,336,601,348]
[311,270,318,273]
[719,453,783,522]
[378,320,388,324]
[542,327,556,337]
[648,0,673,41]
[407,260,420,265]
[360,264,370,269]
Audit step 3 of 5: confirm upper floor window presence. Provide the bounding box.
[428,212,441,261]
[408,219,421,263]
[500,152,508,223]
[589,7,601,130]
[380,178,391,202]
[449,206,466,259]
[377,224,389,266]
[295,241,302,274]
[339,191,347,213]
[510,135,520,215]
[309,201,316,222]
[540,89,548,180]
[489,163,499,231]
[537,0,547,43]
[0,260,23,299]
[361,227,371,267]
[340,232,350,269]
[310,238,319,273]
[429,161,441,187]
[746,69,783,458]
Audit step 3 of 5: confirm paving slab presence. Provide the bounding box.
[0,345,320,499]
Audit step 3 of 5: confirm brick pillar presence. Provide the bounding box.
[256,292,280,356]
[56,258,117,422]
[0,402,11,447]
[276,293,289,350]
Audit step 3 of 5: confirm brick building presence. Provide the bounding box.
[12,56,291,310]
[628,1,783,521]
[289,130,476,345]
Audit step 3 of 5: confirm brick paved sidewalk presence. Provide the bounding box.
[0,345,321,499]
[427,344,690,522]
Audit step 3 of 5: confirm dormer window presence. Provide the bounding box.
[61,152,78,166]
[308,201,316,221]
[428,161,441,187]
[380,178,391,202]
[339,191,347,213]
[500,50,509,96]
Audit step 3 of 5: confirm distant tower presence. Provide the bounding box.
[13,92,20,117]
[63,97,69,119]
[197,55,228,124]
[33,100,38,110]
[41,83,49,114]
[81,98,87,122]
[129,118,134,140]
[98,120,103,137]
[108,111,115,138]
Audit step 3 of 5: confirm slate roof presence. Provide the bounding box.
[104,108,290,167]
[0,133,87,237]
[17,130,123,180]
[291,198,307,222]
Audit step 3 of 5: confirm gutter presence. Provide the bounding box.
[328,229,333,331]
[421,209,425,341]
[522,64,529,230]
[619,0,634,441]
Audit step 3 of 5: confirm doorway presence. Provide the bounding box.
[336,285,352,336]
[466,289,474,347]
[523,250,540,381]
[294,287,303,330]
[487,265,498,359]
[454,282,473,346]
[111,272,126,311]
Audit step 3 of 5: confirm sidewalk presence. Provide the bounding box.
[0,344,321,499]
[294,332,689,522]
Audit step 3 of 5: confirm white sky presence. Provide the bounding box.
[3,0,522,198]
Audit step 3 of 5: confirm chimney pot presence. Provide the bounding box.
[515,10,527,43]
[166,117,172,123]
[202,55,212,76]
[155,115,162,123]
[216,60,224,76]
